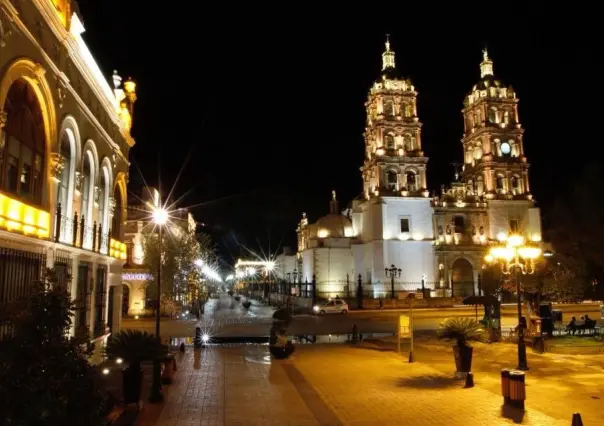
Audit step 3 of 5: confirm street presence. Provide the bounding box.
[120,294,601,340]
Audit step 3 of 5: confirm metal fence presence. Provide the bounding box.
[239,277,478,301]
[0,247,46,339]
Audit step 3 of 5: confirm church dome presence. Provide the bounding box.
[316,214,352,238]
[472,74,504,91]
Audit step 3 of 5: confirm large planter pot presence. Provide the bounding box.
[122,366,143,405]
[453,345,473,374]
[269,342,295,359]
[161,356,175,384]
[487,328,500,343]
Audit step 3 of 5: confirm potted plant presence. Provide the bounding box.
[105,330,168,404]
[269,309,295,359]
[437,317,483,377]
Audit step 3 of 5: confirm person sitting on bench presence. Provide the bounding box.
[566,316,577,335]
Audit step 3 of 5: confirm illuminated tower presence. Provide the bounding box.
[361,35,429,199]
[460,49,531,200]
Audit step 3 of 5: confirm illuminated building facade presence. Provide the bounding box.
[0,0,132,351]
[298,38,542,298]
[121,187,200,316]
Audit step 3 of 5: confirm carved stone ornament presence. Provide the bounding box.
[0,12,14,49]
[57,78,66,108]
[49,153,66,181]
[94,185,102,204]
[0,110,7,129]
[75,171,83,192]
[108,197,116,216]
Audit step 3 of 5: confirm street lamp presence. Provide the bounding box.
[485,234,541,371]
[385,264,402,299]
[149,206,168,403]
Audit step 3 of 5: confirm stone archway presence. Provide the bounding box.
[451,258,474,297]
[121,284,130,316]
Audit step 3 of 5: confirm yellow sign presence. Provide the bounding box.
[399,314,410,337]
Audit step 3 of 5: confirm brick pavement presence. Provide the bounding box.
[138,343,583,426]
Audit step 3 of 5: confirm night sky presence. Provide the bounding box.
[75,1,599,263]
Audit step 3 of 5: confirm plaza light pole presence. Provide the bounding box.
[149,206,168,403]
[385,264,401,300]
[485,234,541,371]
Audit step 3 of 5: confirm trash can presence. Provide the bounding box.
[501,368,511,404]
[161,354,175,384]
[508,370,526,409]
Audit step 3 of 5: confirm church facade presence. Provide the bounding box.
[297,38,542,299]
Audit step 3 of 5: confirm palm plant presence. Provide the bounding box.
[437,317,484,347]
[105,330,167,371]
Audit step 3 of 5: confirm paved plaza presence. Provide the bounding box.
[124,295,604,425]
[135,342,603,426]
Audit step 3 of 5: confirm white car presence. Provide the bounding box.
[313,300,348,315]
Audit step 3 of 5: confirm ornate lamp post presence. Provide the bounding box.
[149,206,168,403]
[385,264,402,300]
[485,234,541,371]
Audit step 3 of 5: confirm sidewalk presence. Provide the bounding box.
[136,343,588,426]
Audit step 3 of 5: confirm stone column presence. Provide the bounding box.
[49,153,66,240]
[0,110,6,163]
[112,283,123,334]
[523,171,530,193]
[69,255,81,337]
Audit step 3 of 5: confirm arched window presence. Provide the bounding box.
[503,110,510,124]
[112,184,123,239]
[80,154,93,237]
[403,134,413,152]
[1,79,45,205]
[384,101,394,117]
[496,174,505,191]
[386,170,397,190]
[465,150,473,165]
[473,147,483,160]
[406,171,417,192]
[385,133,395,149]
[57,135,70,212]
[98,166,111,252]
[511,175,521,194]
[488,107,498,123]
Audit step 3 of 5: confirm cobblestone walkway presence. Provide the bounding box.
[139,344,582,426]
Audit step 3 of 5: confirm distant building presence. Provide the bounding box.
[297,38,542,299]
[121,187,198,315]
[0,0,133,351]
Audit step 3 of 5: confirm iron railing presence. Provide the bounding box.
[54,204,112,256]
[0,247,46,339]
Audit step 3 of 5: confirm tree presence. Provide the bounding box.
[0,269,108,426]
[548,162,604,292]
[479,265,506,297]
[143,220,214,311]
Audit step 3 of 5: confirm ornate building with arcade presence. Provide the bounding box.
[0,0,131,353]
[297,37,542,299]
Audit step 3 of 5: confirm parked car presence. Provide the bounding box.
[313,300,348,315]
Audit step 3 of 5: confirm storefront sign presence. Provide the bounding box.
[121,272,152,281]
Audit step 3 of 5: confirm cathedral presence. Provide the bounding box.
[296,37,542,299]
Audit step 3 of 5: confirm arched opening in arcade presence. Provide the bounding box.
[121,284,130,316]
[451,258,474,297]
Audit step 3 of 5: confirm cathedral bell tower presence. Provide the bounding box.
[361,36,429,200]
[460,49,531,200]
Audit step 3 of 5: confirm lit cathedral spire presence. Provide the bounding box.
[480,47,494,78]
[382,34,395,70]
